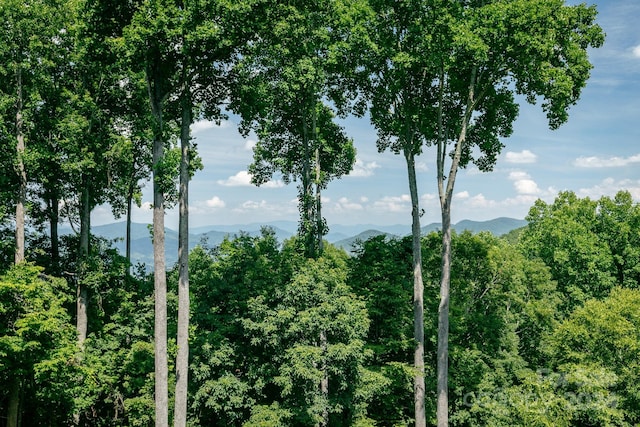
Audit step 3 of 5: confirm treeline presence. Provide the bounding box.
[1,190,639,426]
[0,0,611,426]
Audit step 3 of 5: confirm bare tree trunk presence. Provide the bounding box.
[436,202,451,427]
[7,379,19,427]
[77,179,90,346]
[153,138,168,427]
[312,106,324,256]
[149,75,169,427]
[15,67,26,265]
[49,191,60,274]
[300,107,315,258]
[436,67,477,427]
[126,186,133,275]
[319,329,328,427]
[174,94,191,427]
[404,146,425,427]
[314,148,323,255]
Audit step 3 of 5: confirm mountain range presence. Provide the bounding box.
[62,217,526,268]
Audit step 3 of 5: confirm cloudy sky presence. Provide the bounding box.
[93,0,640,229]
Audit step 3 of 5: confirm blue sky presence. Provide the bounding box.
[93,0,640,229]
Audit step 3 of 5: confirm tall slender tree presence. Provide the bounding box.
[125,2,181,423]
[78,0,153,276]
[170,1,244,423]
[0,1,72,422]
[0,0,66,265]
[126,0,245,423]
[352,1,437,424]
[418,2,604,425]
[61,0,133,347]
[231,0,356,260]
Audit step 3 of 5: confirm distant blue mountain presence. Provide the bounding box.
[421,217,528,236]
[76,222,295,268]
[63,217,525,268]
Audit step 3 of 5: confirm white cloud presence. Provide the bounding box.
[331,197,364,213]
[373,194,411,212]
[577,178,640,200]
[446,191,554,222]
[217,170,284,188]
[262,179,285,189]
[190,197,227,215]
[131,201,152,211]
[465,166,483,176]
[455,191,470,199]
[573,153,640,168]
[217,171,253,186]
[233,199,298,216]
[238,200,269,210]
[421,193,437,203]
[508,171,529,180]
[466,193,496,209]
[633,45,640,58]
[349,159,380,177]
[205,196,226,208]
[416,161,429,172]
[244,139,256,151]
[508,171,541,195]
[191,120,215,134]
[505,150,538,164]
[514,180,540,195]
[191,119,231,134]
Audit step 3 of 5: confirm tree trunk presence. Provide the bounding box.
[312,105,324,257]
[126,186,133,275]
[7,379,19,427]
[314,147,323,256]
[77,178,90,347]
[300,107,314,257]
[319,329,329,427]
[49,192,60,274]
[15,66,26,265]
[436,201,451,427]
[436,66,477,427]
[404,147,425,427]
[153,137,168,427]
[149,74,169,427]
[174,94,191,427]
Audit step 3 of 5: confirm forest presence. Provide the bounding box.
[3,0,637,426]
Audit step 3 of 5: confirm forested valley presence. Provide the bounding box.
[3,0,636,426]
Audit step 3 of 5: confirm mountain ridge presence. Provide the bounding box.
[61,217,527,267]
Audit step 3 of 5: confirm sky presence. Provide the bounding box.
[92,0,640,230]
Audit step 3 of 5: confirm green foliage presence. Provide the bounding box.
[595,191,640,288]
[243,402,292,427]
[243,245,372,425]
[464,286,640,426]
[351,231,561,425]
[188,229,296,425]
[465,365,624,427]
[45,234,159,425]
[422,232,559,424]
[349,235,414,363]
[0,263,77,424]
[521,190,639,312]
[547,287,640,423]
